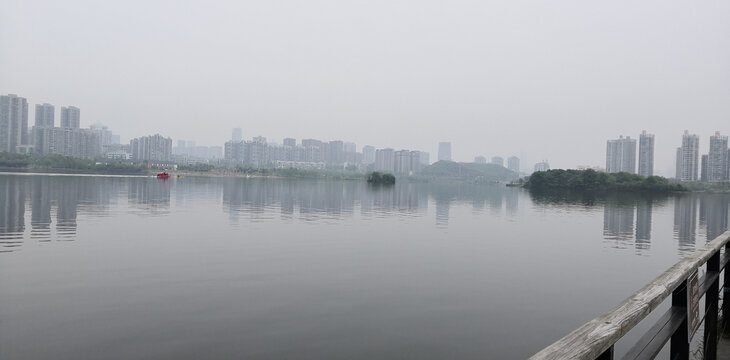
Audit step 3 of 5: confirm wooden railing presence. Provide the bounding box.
[530,230,730,360]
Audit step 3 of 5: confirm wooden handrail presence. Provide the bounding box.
[529,230,730,360]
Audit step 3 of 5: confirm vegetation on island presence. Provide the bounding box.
[0,152,148,175]
[367,171,396,184]
[524,169,687,193]
[419,161,519,182]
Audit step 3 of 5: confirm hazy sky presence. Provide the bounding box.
[2,0,729,174]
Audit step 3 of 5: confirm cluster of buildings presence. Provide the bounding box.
[473,154,521,173]
[605,130,730,182]
[224,128,430,175]
[172,140,223,162]
[0,93,173,163]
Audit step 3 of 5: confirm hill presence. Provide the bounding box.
[419,161,519,182]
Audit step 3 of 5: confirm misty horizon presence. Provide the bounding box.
[2,0,729,175]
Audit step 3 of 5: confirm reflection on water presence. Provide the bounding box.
[529,189,730,256]
[2,174,730,360]
[1,175,729,258]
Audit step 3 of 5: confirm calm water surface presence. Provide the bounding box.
[1,174,728,359]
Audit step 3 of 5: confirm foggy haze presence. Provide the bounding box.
[1,0,729,175]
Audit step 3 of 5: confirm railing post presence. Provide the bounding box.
[595,345,613,360]
[671,279,689,360]
[724,243,730,332]
[705,252,720,360]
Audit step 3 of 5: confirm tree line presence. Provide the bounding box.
[524,169,686,192]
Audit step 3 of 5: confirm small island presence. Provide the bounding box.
[524,169,687,193]
[367,171,395,185]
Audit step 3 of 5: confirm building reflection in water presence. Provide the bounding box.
[673,195,697,255]
[603,201,635,249]
[635,199,652,251]
[0,176,25,252]
[0,175,165,252]
[129,177,171,213]
[222,178,431,224]
[699,194,729,242]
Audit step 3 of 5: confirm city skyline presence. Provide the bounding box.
[2,0,729,175]
[3,91,730,177]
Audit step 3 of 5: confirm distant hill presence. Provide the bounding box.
[419,161,519,182]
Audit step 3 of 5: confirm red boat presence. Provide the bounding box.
[157,172,170,179]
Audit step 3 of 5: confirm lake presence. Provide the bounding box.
[1,174,728,359]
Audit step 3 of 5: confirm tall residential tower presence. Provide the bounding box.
[606,136,636,173]
[0,94,29,153]
[638,131,654,177]
[60,106,80,129]
[707,131,728,182]
[677,131,700,182]
[438,142,452,162]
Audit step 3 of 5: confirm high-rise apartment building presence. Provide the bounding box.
[419,152,430,166]
[534,161,550,172]
[438,142,451,162]
[33,127,101,158]
[707,131,728,182]
[0,94,29,153]
[394,150,411,175]
[606,136,636,173]
[283,138,296,147]
[677,131,700,182]
[638,131,654,177]
[60,106,80,129]
[130,134,172,162]
[362,145,375,165]
[491,156,504,167]
[35,103,55,127]
[375,148,395,172]
[507,156,520,173]
[232,128,242,142]
[474,156,486,164]
[393,150,422,175]
[675,147,682,179]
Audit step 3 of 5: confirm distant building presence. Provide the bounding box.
[375,148,395,172]
[90,123,113,147]
[534,161,550,172]
[34,103,55,127]
[225,140,245,164]
[60,106,80,129]
[638,131,654,177]
[707,131,728,182]
[327,140,344,166]
[394,150,410,175]
[606,135,636,173]
[283,138,296,147]
[474,156,486,164]
[419,151,430,166]
[410,151,422,173]
[507,156,520,173]
[362,145,375,165]
[677,130,700,181]
[130,134,172,162]
[701,155,709,183]
[491,156,504,167]
[0,94,29,153]
[438,142,451,161]
[675,147,682,179]
[232,128,242,142]
[32,126,101,158]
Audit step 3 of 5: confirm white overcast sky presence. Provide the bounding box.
[1,0,729,174]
